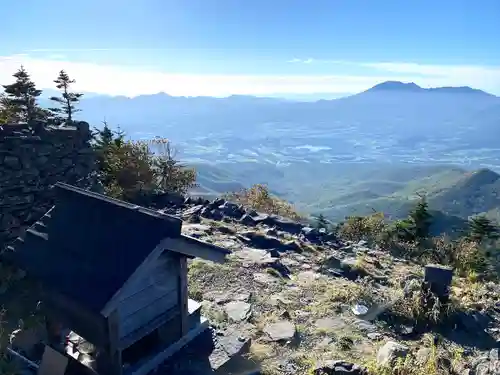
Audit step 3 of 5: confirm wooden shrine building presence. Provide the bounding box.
[8,183,231,375]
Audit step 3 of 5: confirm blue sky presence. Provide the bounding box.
[1,0,499,96]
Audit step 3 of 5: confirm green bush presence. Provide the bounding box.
[93,127,196,201]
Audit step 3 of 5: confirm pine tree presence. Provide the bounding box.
[315,214,329,229]
[2,66,42,123]
[408,196,432,241]
[93,121,125,150]
[0,93,16,123]
[468,215,499,242]
[49,70,83,123]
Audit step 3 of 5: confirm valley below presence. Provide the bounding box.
[66,81,500,226]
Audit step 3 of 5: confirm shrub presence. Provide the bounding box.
[93,128,196,201]
[224,184,302,220]
[337,212,387,244]
[431,236,490,277]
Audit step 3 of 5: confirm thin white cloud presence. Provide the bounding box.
[29,48,119,52]
[0,54,499,97]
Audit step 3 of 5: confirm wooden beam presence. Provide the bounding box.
[125,318,209,375]
[178,257,189,336]
[163,236,231,264]
[102,235,230,317]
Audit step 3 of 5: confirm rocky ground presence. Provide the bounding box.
[162,197,500,374]
[4,196,500,375]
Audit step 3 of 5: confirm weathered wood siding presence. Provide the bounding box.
[116,252,180,339]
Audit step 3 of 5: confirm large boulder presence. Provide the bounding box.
[377,341,409,366]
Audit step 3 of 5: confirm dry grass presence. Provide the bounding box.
[364,335,465,375]
[224,184,303,221]
[293,276,377,318]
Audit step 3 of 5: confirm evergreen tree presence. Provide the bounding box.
[93,121,125,150]
[49,70,83,123]
[0,93,16,123]
[2,66,42,123]
[468,215,499,242]
[315,214,329,229]
[408,196,432,241]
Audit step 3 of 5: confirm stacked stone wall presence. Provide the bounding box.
[0,122,95,249]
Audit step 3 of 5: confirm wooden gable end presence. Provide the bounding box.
[100,239,187,350]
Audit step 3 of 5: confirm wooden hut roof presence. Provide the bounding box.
[8,183,230,314]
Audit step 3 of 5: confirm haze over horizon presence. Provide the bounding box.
[1,0,500,98]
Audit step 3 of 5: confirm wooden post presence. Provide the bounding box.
[178,256,189,336]
[45,316,64,350]
[104,310,123,375]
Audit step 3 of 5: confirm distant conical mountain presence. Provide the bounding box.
[364,81,495,97]
[367,81,423,92]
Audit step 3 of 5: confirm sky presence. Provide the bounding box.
[1,0,499,97]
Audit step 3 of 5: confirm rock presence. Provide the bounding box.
[322,256,368,281]
[264,321,296,342]
[233,292,251,302]
[237,230,283,249]
[9,328,46,357]
[352,304,369,316]
[225,301,252,322]
[314,360,368,374]
[352,319,378,333]
[295,270,321,283]
[415,347,432,364]
[315,317,348,332]
[490,348,499,361]
[205,291,232,305]
[367,332,383,341]
[200,207,223,221]
[266,228,278,237]
[471,355,492,375]
[218,201,244,219]
[377,341,409,366]
[239,214,258,226]
[219,332,251,357]
[208,198,225,209]
[182,223,211,238]
[253,272,280,285]
[301,226,323,243]
[235,248,277,266]
[182,205,204,219]
[216,225,236,235]
[269,294,293,307]
[267,216,303,234]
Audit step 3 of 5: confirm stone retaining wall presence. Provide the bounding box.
[0,122,95,249]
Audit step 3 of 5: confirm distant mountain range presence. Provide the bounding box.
[192,162,500,233]
[38,81,500,230]
[366,81,495,97]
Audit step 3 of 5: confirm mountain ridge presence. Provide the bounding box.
[37,81,497,102]
[364,81,495,97]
